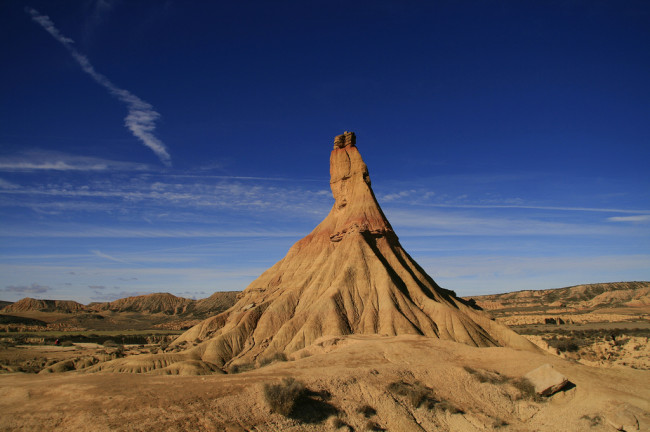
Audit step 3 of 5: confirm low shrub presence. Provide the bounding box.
[263,377,306,416]
[581,414,602,426]
[553,339,580,352]
[387,381,437,409]
[227,362,254,374]
[257,352,288,367]
[357,404,377,418]
[387,380,462,412]
[365,420,384,431]
[463,366,508,384]
[465,366,544,402]
[437,400,464,414]
[330,417,348,429]
[510,377,542,402]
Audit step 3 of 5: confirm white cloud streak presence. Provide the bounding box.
[27,8,171,166]
[385,209,633,237]
[0,179,20,189]
[608,215,650,223]
[0,151,150,172]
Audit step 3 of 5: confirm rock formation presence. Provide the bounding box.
[172,132,536,368]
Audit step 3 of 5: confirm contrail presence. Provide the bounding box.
[27,8,172,166]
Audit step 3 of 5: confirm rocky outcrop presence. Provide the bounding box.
[170,132,537,370]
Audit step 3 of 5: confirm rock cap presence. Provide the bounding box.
[334,131,356,149]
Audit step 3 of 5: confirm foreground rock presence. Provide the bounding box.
[524,363,569,396]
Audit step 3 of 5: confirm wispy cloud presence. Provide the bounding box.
[3,283,50,294]
[608,215,650,223]
[0,174,332,220]
[0,150,150,172]
[27,8,171,166]
[91,249,131,264]
[385,208,629,237]
[90,290,151,302]
[0,179,19,189]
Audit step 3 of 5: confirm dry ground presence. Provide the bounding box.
[1,335,648,431]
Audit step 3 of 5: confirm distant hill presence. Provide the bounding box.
[465,281,650,312]
[1,298,87,313]
[90,293,194,315]
[89,291,239,316]
[0,301,12,310]
[0,291,239,318]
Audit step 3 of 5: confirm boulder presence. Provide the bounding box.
[524,363,568,396]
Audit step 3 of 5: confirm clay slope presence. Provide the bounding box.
[166,132,535,371]
[2,297,86,314]
[90,293,193,315]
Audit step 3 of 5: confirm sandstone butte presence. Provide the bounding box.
[90,132,537,374]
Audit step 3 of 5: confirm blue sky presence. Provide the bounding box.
[1,1,648,303]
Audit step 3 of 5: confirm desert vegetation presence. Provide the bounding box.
[463,366,544,402]
[263,377,306,416]
[387,380,463,413]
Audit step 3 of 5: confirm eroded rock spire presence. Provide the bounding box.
[91,132,538,374]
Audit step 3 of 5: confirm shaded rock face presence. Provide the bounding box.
[175,132,536,367]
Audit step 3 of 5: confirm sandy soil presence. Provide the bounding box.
[1,335,648,431]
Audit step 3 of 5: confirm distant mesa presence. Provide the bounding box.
[2,297,86,314]
[159,131,538,372]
